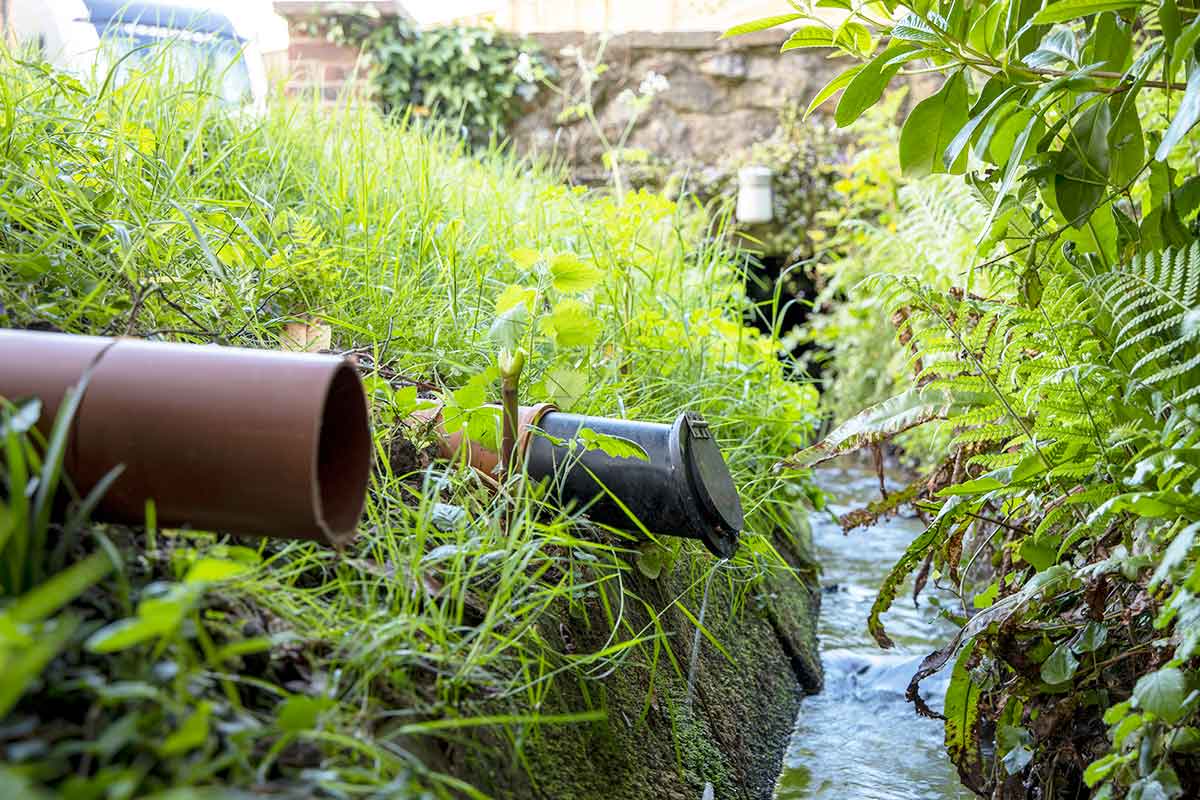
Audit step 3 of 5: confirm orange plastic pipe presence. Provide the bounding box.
[0,329,371,547]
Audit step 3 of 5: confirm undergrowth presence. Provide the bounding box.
[0,49,819,798]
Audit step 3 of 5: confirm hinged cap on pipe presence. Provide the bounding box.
[0,329,372,547]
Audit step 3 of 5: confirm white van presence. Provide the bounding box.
[2,0,288,108]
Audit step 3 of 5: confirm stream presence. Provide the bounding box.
[774,466,975,800]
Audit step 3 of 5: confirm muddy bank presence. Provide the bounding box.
[457,511,822,800]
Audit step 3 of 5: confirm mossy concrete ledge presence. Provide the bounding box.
[456,513,822,800]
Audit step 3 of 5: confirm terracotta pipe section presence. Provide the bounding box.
[0,329,372,547]
[409,402,557,479]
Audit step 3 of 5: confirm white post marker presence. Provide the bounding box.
[735,165,774,225]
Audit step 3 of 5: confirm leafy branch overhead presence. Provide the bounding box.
[734,1,1200,798]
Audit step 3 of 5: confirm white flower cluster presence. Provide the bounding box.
[514,52,536,83]
[638,70,670,97]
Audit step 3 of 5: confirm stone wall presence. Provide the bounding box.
[512,30,844,182]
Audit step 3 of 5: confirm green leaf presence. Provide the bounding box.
[721,13,805,38]
[1133,667,1188,722]
[540,298,600,348]
[548,252,602,293]
[184,557,251,585]
[496,284,536,314]
[1072,621,1108,654]
[86,615,172,653]
[1055,100,1112,226]
[835,44,914,127]
[577,428,650,461]
[635,541,669,579]
[900,70,970,176]
[805,65,863,119]
[1032,0,1143,25]
[8,552,113,624]
[277,695,334,732]
[781,26,834,51]
[542,366,588,411]
[1040,642,1080,684]
[1156,63,1200,161]
[1108,93,1145,185]
[160,702,210,756]
[507,247,541,268]
[490,300,529,351]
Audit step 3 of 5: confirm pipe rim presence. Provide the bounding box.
[313,361,372,547]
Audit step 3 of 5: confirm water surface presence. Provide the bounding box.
[775,466,975,800]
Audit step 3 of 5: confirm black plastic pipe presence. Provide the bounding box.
[525,411,743,558]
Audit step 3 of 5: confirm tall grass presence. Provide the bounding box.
[0,47,819,796]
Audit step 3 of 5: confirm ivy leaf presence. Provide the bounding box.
[1032,0,1143,25]
[835,43,914,127]
[1054,100,1111,227]
[1155,62,1200,161]
[1040,642,1080,684]
[1071,621,1109,654]
[548,252,602,293]
[540,298,600,348]
[1133,667,1188,723]
[721,13,804,38]
[899,70,970,176]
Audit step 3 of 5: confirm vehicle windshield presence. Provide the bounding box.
[95,25,252,104]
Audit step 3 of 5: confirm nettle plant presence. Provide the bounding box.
[733,2,1200,798]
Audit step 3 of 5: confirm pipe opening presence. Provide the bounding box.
[316,363,371,545]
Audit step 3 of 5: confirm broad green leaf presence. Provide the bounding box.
[1133,667,1188,722]
[507,247,541,268]
[1086,12,1132,73]
[1040,642,1079,684]
[1156,63,1200,161]
[1054,100,1112,227]
[967,3,1005,56]
[899,70,970,176]
[835,44,914,127]
[1072,621,1108,654]
[721,13,805,38]
[495,284,536,314]
[1160,0,1182,76]
[0,616,77,719]
[542,366,588,410]
[540,298,600,348]
[805,65,863,119]
[1032,0,1142,25]
[781,25,834,51]
[490,301,529,351]
[548,252,602,293]
[1024,25,1080,69]
[1108,93,1145,185]
[577,428,650,461]
[449,367,498,412]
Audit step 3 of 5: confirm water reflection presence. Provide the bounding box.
[775,467,975,800]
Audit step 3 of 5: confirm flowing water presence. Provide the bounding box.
[775,466,975,800]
